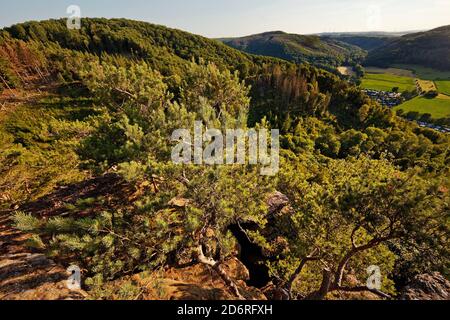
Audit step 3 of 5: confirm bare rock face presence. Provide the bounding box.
[261,283,290,300]
[132,259,265,300]
[401,272,450,300]
[222,257,250,282]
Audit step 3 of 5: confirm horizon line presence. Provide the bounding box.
[0,16,448,39]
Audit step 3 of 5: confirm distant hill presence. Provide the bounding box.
[320,35,390,51]
[365,26,450,70]
[2,18,281,79]
[219,31,366,68]
[318,33,399,51]
[317,31,417,37]
[317,31,422,51]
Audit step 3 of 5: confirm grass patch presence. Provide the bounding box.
[435,80,450,96]
[361,73,416,92]
[394,96,450,119]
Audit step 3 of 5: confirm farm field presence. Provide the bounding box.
[417,79,437,93]
[392,64,450,80]
[435,80,450,96]
[361,73,416,92]
[394,95,450,119]
[364,67,415,78]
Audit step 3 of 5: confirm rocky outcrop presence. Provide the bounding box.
[266,192,290,215]
[131,258,265,300]
[401,272,450,300]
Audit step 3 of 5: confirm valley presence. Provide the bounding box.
[361,73,416,92]
[217,25,450,131]
[356,65,450,128]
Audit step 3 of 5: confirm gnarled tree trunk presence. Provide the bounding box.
[306,268,333,300]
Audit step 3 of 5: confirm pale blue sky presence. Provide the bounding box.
[1,0,449,37]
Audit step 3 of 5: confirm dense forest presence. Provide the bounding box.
[219,31,366,70]
[0,18,448,300]
[366,26,450,70]
[319,34,393,51]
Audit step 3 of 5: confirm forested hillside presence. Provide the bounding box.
[2,18,281,79]
[320,35,392,51]
[0,18,448,300]
[219,31,366,70]
[366,26,450,70]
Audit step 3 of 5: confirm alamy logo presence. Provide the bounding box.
[367,265,382,290]
[66,5,81,30]
[66,265,81,290]
[171,122,280,176]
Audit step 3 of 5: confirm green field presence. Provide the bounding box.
[392,64,450,80]
[364,67,415,78]
[435,80,450,96]
[394,95,450,119]
[361,73,416,92]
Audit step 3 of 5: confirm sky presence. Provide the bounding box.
[1,0,450,38]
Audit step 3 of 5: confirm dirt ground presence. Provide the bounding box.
[338,66,356,77]
[0,208,87,300]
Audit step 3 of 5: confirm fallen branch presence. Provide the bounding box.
[197,245,245,300]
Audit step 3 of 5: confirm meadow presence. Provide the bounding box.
[361,73,416,92]
[364,67,415,78]
[392,64,450,80]
[435,80,450,96]
[394,95,450,119]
